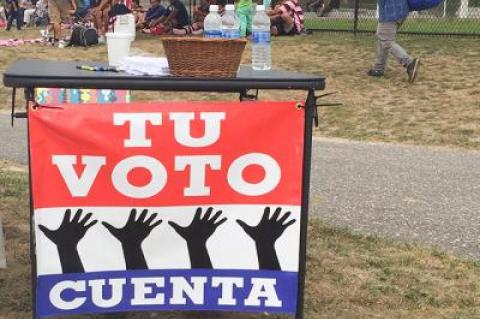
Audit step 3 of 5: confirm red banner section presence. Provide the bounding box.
[29,102,305,209]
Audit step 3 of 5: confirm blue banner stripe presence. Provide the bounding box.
[37,269,298,317]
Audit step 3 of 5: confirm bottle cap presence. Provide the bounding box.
[225,4,235,10]
[256,4,265,11]
[209,4,218,11]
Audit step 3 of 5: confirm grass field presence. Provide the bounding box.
[305,17,480,34]
[0,162,479,319]
[2,28,479,149]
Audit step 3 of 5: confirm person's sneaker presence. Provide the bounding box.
[406,58,420,83]
[58,40,67,48]
[49,37,59,46]
[367,69,384,77]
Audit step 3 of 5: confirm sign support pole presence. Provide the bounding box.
[295,89,316,319]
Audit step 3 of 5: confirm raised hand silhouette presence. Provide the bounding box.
[102,209,162,270]
[38,208,97,273]
[236,207,296,270]
[169,207,226,269]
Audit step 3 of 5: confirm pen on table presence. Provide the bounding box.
[76,65,96,71]
[76,65,119,72]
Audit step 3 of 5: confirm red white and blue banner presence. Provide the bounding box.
[28,101,306,318]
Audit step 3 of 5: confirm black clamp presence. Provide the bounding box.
[10,87,33,127]
[313,92,342,128]
[239,89,259,101]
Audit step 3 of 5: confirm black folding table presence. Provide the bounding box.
[3,59,326,319]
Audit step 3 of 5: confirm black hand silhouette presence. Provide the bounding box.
[38,208,97,273]
[236,207,296,270]
[169,207,226,269]
[102,209,162,270]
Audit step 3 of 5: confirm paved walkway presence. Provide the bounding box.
[1,114,479,260]
[310,138,480,260]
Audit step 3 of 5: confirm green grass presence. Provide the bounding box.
[0,163,479,318]
[305,17,480,34]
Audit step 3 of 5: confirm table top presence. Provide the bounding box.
[3,59,325,92]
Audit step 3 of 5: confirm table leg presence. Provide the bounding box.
[239,89,259,101]
[10,87,16,127]
[295,89,316,319]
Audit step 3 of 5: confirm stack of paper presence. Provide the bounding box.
[118,56,170,76]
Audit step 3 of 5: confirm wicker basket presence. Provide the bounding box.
[161,37,247,78]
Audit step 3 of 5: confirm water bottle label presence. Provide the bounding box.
[252,31,270,44]
[204,30,222,38]
[222,30,241,39]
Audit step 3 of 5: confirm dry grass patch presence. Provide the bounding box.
[0,164,479,319]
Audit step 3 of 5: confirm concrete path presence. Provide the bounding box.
[309,138,480,260]
[1,114,479,260]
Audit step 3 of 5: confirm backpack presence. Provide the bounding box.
[68,25,99,47]
[407,0,444,11]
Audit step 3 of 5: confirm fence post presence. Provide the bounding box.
[353,0,360,35]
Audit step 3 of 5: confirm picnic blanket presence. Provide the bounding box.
[0,38,46,47]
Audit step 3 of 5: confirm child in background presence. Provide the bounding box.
[236,0,252,37]
[23,0,36,26]
[144,0,188,35]
[268,0,304,35]
[31,0,48,26]
[136,0,166,30]
[132,0,145,24]
[172,0,210,35]
[75,0,94,19]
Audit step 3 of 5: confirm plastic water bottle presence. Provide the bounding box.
[263,0,271,10]
[221,4,240,39]
[251,5,271,70]
[204,5,222,38]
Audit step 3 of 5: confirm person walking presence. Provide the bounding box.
[368,0,420,82]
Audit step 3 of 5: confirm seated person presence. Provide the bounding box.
[109,0,130,18]
[268,0,304,36]
[172,0,210,35]
[107,0,130,28]
[143,0,188,35]
[132,0,145,23]
[31,0,48,26]
[136,0,165,30]
[23,0,37,26]
[75,0,94,19]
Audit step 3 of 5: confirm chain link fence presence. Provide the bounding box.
[303,0,480,36]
